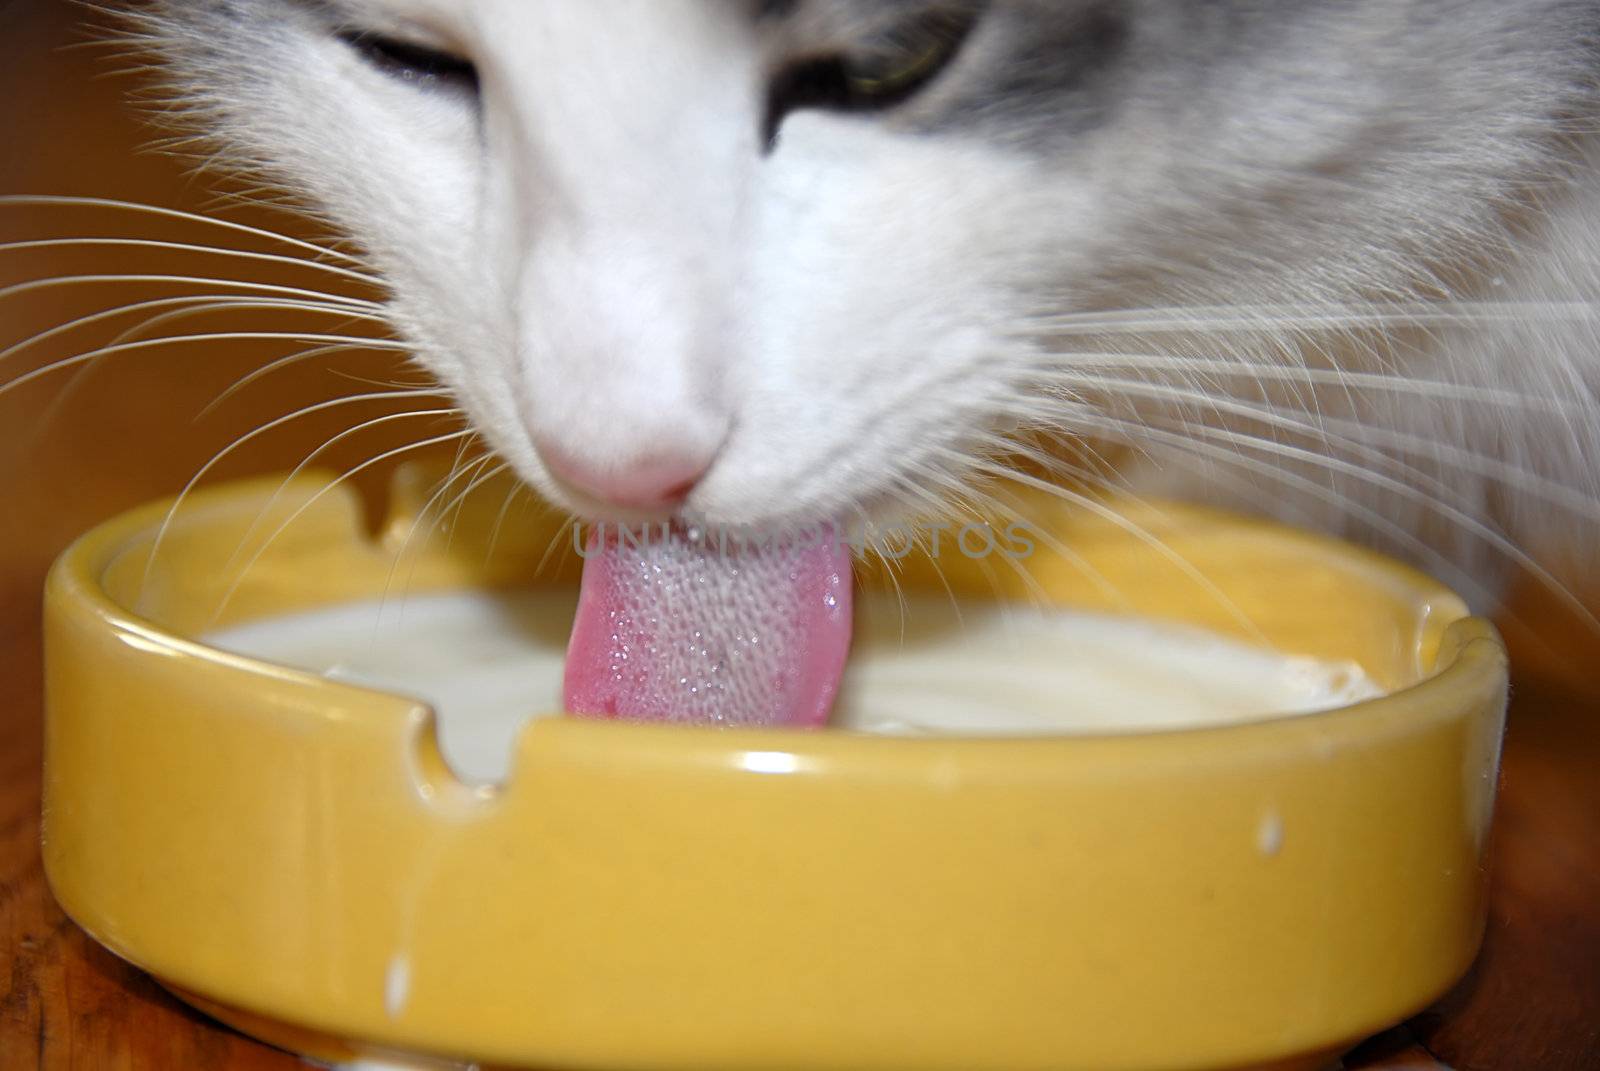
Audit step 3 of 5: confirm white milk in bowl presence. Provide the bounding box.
[205,588,1381,786]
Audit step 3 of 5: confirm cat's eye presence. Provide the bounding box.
[840,25,960,98]
[764,7,979,147]
[338,30,480,96]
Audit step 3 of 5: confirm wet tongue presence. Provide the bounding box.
[563,525,852,727]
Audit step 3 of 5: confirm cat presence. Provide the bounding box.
[121,0,1600,610]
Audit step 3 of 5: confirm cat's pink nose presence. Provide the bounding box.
[535,438,711,512]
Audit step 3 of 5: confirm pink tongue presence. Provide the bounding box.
[563,525,853,727]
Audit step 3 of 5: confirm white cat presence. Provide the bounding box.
[126,0,1600,606]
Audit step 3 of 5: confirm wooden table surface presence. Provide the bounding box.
[2,2,1598,1068]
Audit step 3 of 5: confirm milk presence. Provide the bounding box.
[205,589,1381,785]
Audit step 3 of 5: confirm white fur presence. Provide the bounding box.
[130,0,1600,604]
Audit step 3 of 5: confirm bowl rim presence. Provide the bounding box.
[48,469,1506,762]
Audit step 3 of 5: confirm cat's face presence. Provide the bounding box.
[141,0,1590,530]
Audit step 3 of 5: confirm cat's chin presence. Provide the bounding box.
[532,483,689,531]
[522,467,930,555]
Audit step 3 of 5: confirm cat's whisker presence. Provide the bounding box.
[899,520,970,630]
[843,494,912,642]
[934,481,1058,622]
[0,294,375,370]
[1081,372,1600,523]
[99,295,390,414]
[1143,416,1567,638]
[106,304,388,370]
[533,513,579,583]
[438,456,507,555]
[1067,406,1600,633]
[1073,408,1441,542]
[904,472,1059,613]
[216,404,466,581]
[323,365,441,394]
[878,468,989,567]
[31,300,397,436]
[1030,355,1583,415]
[379,441,494,616]
[0,330,413,401]
[205,428,477,624]
[194,340,419,421]
[440,427,482,509]
[143,390,460,591]
[0,297,382,433]
[1019,300,1600,336]
[0,272,381,308]
[1018,421,1319,533]
[907,448,1125,608]
[952,448,1265,643]
[861,517,912,644]
[482,476,537,566]
[0,194,371,269]
[986,401,1328,549]
[401,451,501,583]
[1168,417,1564,592]
[966,488,1102,614]
[982,428,1128,495]
[0,237,383,289]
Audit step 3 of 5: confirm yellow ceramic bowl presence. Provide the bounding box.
[41,469,1507,1071]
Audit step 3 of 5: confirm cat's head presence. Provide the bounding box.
[137,0,1594,530]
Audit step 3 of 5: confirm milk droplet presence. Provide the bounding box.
[384,954,410,1018]
[1257,810,1284,856]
